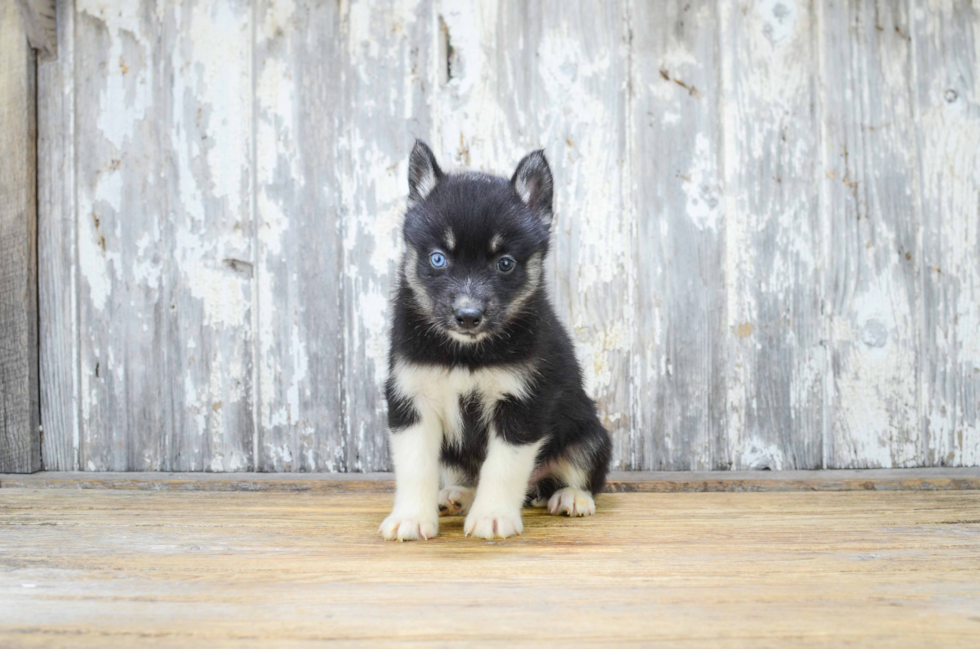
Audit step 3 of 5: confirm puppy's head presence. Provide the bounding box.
[401,140,553,345]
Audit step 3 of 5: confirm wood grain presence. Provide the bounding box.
[74,0,162,470]
[630,0,727,470]
[915,1,980,467]
[72,0,255,471]
[719,0,824,470]
[37,0,77,471]
[166,0,255,472]
[0,0,41,474]
[821,0,921,468]
[252,0,346,471]
[1,488,978,647]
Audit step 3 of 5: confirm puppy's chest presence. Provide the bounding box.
[391,362,532,434]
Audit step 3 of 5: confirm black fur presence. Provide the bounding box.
[388,141,611,499]
[385,378,420,431]
[438,394,489,484]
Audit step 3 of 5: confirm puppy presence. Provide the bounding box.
[379,141,611,541]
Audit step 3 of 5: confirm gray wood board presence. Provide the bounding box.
[718,0,824,470]
[33,0,980,472]
[0,0,41,474]
[253,0,347,471]
[72,0,254,471]
[821,0,921,467]
[630,0,728,470]
[38,0,77,470]
[915,0,980,468]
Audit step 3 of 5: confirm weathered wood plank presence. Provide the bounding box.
[915,1,980,467]
[338,0,438,471]
[718,0,824,469]
[630,0,727,470]
[74,0,254,470]
[1,489,979,646]
[2,467,979,492]
[821,0,921,467]
[166,0,255,471]
[432,1,634,468]
[73,1,169,470]
[0,0,41,474]
[37,0,77,471]
[252,0,346,471]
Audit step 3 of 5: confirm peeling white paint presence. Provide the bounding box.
[682,132,722,232]
[77,0,153,152]
[738,437,785,470]
[175,233,249,328]
[917,64,980,465]
[189,2,251,218]
[830,271,919,467]
[260,0,295,40]
[77,210,113,312]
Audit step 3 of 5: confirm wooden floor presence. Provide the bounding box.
[1,487,979,647]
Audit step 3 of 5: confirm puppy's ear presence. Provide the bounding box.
[511,150,554,224]
[408,140,443,206]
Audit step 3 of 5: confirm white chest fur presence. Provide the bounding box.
[390,360,535,442]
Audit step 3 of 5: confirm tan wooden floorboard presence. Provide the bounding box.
[1,489,979,647]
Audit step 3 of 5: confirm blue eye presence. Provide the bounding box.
[496,256,515,273]
[429,252,447,268]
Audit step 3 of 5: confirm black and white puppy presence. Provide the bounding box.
[380,141,611,541]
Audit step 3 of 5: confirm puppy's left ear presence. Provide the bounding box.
[408,140,444,207]
[511,150,554,225]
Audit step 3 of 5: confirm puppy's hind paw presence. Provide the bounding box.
[437,486,475,516]
[379,513,438,541]
[547,488,596,517]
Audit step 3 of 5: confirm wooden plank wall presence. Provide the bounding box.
[34,0,980,472]
[0,0,42,473]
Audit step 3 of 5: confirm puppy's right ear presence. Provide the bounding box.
[408,140,443,207]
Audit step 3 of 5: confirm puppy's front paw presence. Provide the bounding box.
[379,512,438,541]
[547,488,596,517]
[438,486,475,516]
[463,506,523,539]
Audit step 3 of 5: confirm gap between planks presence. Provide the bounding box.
[1,468,978,493]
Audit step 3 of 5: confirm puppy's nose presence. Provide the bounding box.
[454,307,483,330]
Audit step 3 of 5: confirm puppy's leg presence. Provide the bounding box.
[545,457,595,517]
[438,465,474,516]
[379,416,442,541]
[464,434,542,539]
[546,434,610,517]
